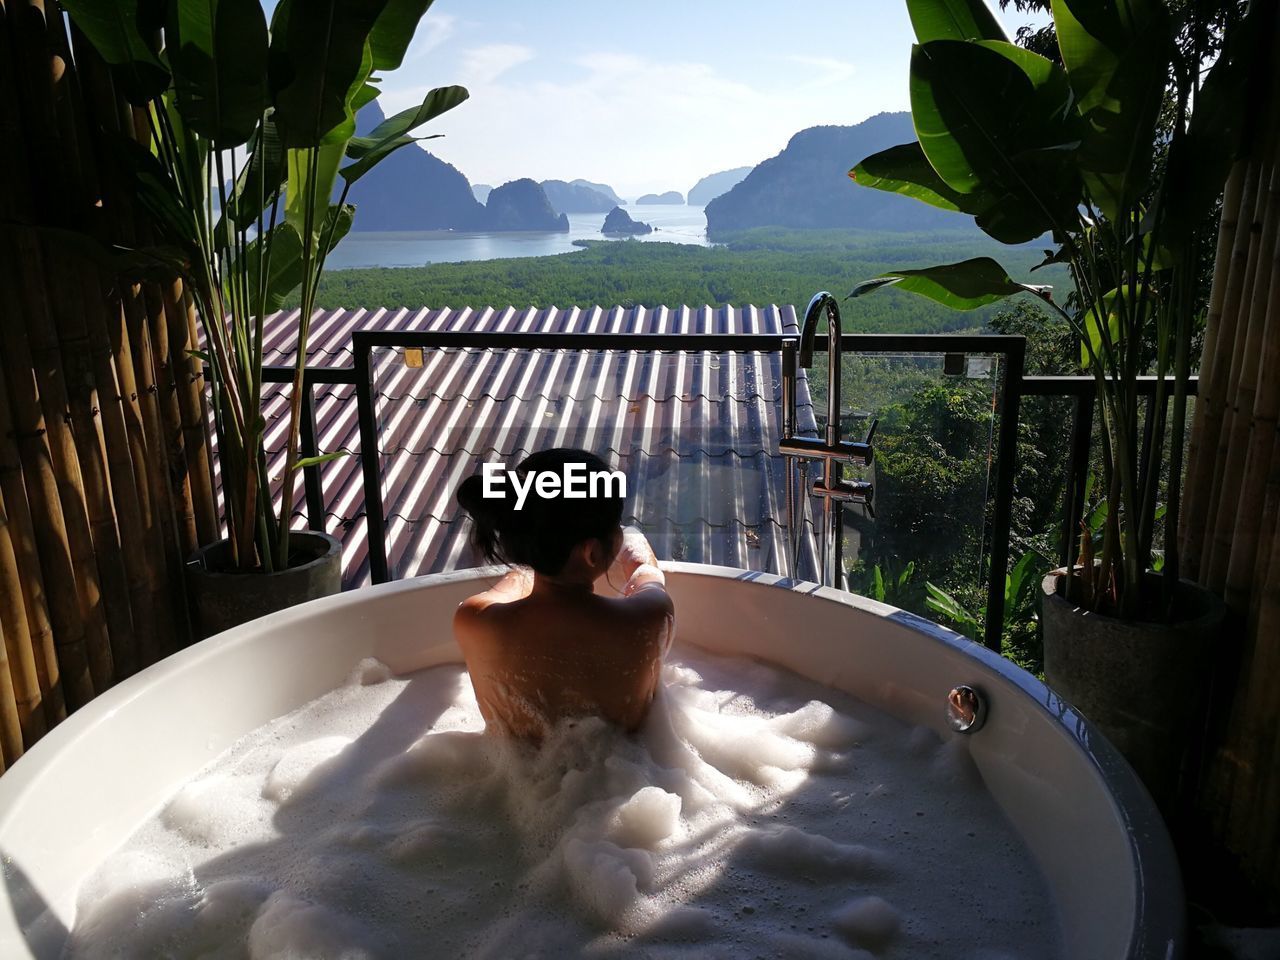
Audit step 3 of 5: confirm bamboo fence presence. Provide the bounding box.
[1180,6,1280,908]
[0,0,219,773]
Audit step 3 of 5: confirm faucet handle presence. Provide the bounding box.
[864,417,878,445]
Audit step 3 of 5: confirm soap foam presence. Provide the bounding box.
[67,648,1063,958]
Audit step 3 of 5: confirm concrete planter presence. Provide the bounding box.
[1041,568,1225,819]
[186,532,342,639]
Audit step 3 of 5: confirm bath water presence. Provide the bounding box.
[67,647,1063,958]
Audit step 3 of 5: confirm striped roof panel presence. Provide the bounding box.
[218,305,819,587]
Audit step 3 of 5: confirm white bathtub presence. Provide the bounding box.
[0,564,1183,958]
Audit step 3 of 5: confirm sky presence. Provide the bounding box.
[371,1,1048,200]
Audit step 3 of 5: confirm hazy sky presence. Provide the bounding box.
[371,1,1047,200]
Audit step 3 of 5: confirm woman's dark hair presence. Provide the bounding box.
[456,448,625,575]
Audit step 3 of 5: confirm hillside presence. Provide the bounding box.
[484,179,569,232]
[472,183,493,203]
[636,191,684,205]
[705,113,972,239]
[572,179,624,204]
[541,180,617,214]
[343,102,487,231]
[687,167,752,205]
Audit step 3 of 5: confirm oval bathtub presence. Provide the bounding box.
[0,564,1182,958]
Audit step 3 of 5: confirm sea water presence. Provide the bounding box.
[324,205,711,270]
[66,648,1063,959]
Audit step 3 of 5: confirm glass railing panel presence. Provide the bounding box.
[805,351,1003,632]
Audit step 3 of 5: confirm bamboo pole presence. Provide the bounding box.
[0,11,98,711]
[0,255,95,710]
[173,286,219,548]
[0,621,19,771]
[0,420,47,751]
[1182,167,1246,564]
[134,281,193,657]
[38,0,139,683]
[71,36,174,669]
[0,0,63,733]
[1184,162,1262,577]
[1205,163,1280,595]
[49,20,168,679]
[1197,163,1269,586]
[154,280,201,559]
[1225,164,1280,616]
[7,1,119,693]
[126,104,195,656]
[1186,10,1280,899]
[7,238,114,698]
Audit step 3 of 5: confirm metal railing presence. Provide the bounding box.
[256,330,1196,653]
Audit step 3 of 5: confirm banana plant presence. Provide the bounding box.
[925,552,1040,643]
[63,0,468,573]
[847,0,1258,619]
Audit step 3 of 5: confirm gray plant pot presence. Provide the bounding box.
[1041,567,1225,820]
[187,531,342,639]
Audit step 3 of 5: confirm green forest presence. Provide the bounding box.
[300,228,1069,334]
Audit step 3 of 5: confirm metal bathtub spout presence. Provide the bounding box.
[780,292,875,588]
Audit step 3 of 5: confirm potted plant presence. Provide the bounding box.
[64,0,469,636]
[845,0,1259,815]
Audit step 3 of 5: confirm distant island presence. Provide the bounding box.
[484,179,569,232]
[601,206,652,236]
[571,179,625,205]
[540,180,617,214]
[687,167,752,206]
[704,112,973,239]
[340,103,580,233]
[636,191,684,205]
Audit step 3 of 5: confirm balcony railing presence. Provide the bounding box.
[253,329,1196,653]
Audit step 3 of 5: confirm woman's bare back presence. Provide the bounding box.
[454,534,674,740]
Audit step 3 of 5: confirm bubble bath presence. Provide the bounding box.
[67,647,1063,959]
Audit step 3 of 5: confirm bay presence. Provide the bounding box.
[325,204,709,270]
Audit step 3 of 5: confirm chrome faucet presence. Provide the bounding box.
[780,292,875,588]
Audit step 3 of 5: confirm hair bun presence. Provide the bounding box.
[455,448,625,574]
[457,472,513,519]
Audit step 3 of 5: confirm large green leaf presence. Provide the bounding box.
[339,133,441,185]
[850,140,1048,243]
[851,141,975,214]
[1079,285,1150,367]
[106,131,198,248]
[347,85,469,154]
[925,582,980,637]
[245,204,354,312]
[285,142,347,248]
[165,0,269,147]
[63,0,171,104]
[1051,0,1168,221]
[368,0,435,70]
[269,0,392,148]
[340,85,469,184]
[849,257,1053,310]
[907,0,1007,43]
[224,115,287,230]
[910,39,1082,236]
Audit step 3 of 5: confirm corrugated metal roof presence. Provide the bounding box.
[215,305,819,588]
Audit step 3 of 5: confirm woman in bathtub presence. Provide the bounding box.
[453,448,674,741]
